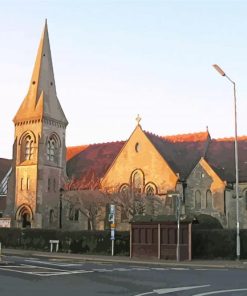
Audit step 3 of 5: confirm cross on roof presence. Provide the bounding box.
[136,114,142,125]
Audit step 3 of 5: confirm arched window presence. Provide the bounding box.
[68,205,79,221]
[132,170,144,196]
[53,179,56,192]
[195,190,201,209]
[47,134,60,162]
[20,133,35,162]
[27,178,30,191]
[206,190,213,208]
[145,183,157,196]
[49,209,54,224]
[120,184,129,197]
[21,178,24,191]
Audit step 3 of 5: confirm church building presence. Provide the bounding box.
[1,22,247,230]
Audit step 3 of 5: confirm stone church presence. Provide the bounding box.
[0,22,247,230]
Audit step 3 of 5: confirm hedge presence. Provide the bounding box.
[1,227,247,259]
[0,228,130,256]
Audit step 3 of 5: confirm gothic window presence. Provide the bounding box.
[20,132,35,162]
[49,209,54,224]
[119,185,130,221]
[27,178,30,191]
[25,136,34,160]
[145,184,157,196]
[120,184,129,197]
[53,179,56,192]
[195,190,201,209]
[74,209,79,221]
[206,190,213,208]
[132,170,144,196]
[47,134,60,163]
[21,178,24,191]
[48,178,51,191]
[68,205,79,221]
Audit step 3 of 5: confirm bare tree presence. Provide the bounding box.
[63,189,109,230]
[107,187,162,222]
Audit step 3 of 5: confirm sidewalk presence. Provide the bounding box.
[2,248,247,269]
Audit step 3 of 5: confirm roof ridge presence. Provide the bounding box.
[144,130,209,143]
[67,140,126,148]
[213,136,247,142]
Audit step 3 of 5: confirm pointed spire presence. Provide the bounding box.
[14,20,68,125]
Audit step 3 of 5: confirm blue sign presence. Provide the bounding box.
[110,229,115,240]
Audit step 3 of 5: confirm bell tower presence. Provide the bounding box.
[5,21,68,228]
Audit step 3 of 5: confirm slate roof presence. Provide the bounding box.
[144,131,210,180]
[0,158,12,184]
[66,141,125,189]
[205,137,247,183]
[66,131,247,188]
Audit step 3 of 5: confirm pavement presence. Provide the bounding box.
[1,248,247,269]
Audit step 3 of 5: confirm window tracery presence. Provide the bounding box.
[46,134,60,163]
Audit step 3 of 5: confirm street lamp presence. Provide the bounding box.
[167,191,182,262]
[59,188,64,229]
[212,64,240,260]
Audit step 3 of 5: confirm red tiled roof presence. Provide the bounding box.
[0,158,12,183]
[66,131,247,187]
[66,145,89,161]
[161,131,209,143]
[66,141,125,189]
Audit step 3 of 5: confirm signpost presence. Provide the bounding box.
[109,204,116,256]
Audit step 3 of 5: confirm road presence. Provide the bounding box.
[0,255,247,296]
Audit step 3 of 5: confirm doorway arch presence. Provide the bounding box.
[15,204,33,228]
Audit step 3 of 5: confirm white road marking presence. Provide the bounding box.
[134,285,210,296]
[192,288,247,295]
[132,267,150,271]
[36,270,94,277]
[20,264,68,271]
[151,268,169,271]
[25,259,82,267]
[93,268,113,272]
[112,268,130,271]
[194,269,228,271]
[170,267,189,271]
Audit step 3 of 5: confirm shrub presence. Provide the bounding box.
[0,228,129,256]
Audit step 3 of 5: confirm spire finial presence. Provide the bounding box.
[136,114,142,126]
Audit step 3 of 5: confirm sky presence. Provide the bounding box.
[0,0,247,159]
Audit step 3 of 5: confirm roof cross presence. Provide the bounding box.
[136,114,142,125]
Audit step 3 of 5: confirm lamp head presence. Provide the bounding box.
[213,64,225,76]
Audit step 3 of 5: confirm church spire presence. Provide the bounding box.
[14,20,68,125]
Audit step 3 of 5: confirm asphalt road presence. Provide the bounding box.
[0,255,247,296]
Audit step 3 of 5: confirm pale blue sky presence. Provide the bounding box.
[0,0,247,158]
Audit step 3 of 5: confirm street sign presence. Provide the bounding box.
[110,204,115,215]
[111,229,115,240]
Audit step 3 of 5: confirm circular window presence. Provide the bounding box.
[135,142,141,152]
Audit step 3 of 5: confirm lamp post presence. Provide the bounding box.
[212,64,240,260]
[59,188,64,229]
[168,191,181,262]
